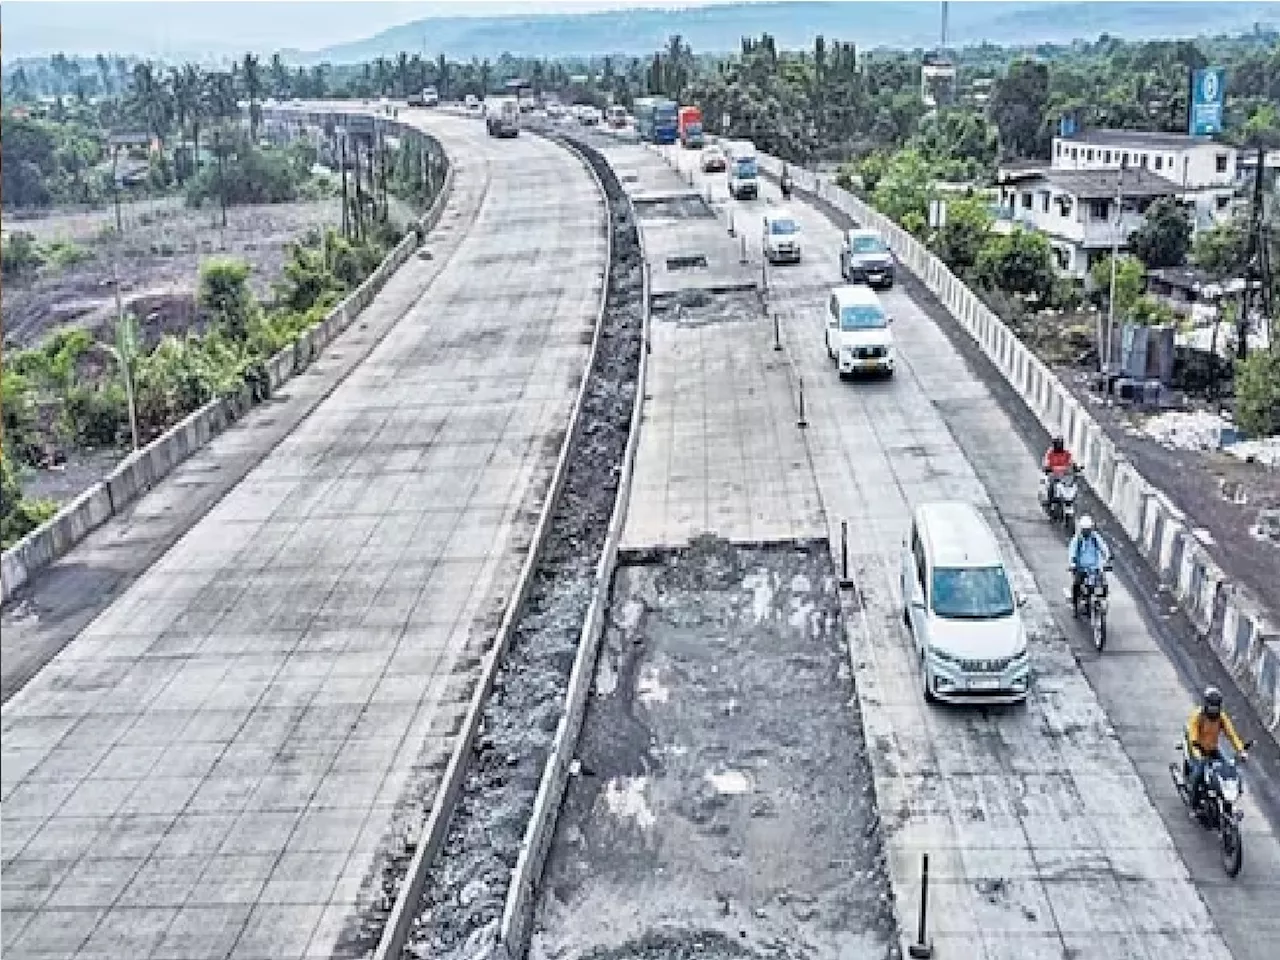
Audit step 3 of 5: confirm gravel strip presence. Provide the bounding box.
[398,134,644,959]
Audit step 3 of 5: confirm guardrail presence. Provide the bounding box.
[496,138,650,957]
[750,152,1278,737]
[368,130,618,960]
[1,116,453,605]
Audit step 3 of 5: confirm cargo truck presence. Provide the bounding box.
[678,106,704,148]
[634,97,678,145]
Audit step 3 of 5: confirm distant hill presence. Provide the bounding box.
[3,1,1277,64]
[308,2,1280,63]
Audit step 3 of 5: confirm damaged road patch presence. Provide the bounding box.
[533,537,899,960]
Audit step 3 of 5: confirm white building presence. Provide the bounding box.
[996,167,1180,279]
[1051,129,1237,229]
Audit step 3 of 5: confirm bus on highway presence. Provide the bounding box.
[634,97,678,145]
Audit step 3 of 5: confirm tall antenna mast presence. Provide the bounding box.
[940,0,949,53]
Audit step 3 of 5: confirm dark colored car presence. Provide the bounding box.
[841,229,896,288]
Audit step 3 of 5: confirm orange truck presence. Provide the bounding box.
[678,105,704,148]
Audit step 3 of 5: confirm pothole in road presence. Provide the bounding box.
[666,254,709,271]
[633,194,716,221]
[651,288,762,327]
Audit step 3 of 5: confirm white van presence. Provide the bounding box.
[725,140,759,200]
[762,209,802,264]
[901,501,1030,704]
[824,285,895,378]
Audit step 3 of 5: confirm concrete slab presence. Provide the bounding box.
[600,143,825,551]
[0,114,607,960]
[661,144,1261,959]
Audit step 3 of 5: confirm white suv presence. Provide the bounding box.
[762,210,802,264]
[824,284,894,378]
[901,501,1030,704]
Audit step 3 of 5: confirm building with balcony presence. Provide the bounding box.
[995,166,1181,279]
[1051,129,1237,229]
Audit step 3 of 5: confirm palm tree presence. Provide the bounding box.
[479,58,492,97]
[129,62,171,147]
[269,53,289,99]
[170,64,205,181]
[436,54,450,99]
[396,52,411,97]
[373,57,391,95]
[241,53,263,140]
[96,53,113,95]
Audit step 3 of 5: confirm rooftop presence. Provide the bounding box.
[917,501,1002,568]
[1002,167,1181,200]
[1058,128,1220,150]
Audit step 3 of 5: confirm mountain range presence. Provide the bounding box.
[3,1,1278,63]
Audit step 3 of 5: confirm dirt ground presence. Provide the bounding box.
[2,196,348,351]
[1055,366,1280,615]
[993,304,1279,621]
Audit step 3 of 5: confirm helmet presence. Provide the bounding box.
[1203,686,1223,718]
[1052,436,1065,452]
[1077,515,1094,534]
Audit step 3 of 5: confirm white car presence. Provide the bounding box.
[762,210,801,264]
[901,501,1030,704]
[824,284,894,378]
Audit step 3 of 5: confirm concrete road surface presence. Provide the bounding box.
[642,140,1279,959]
[1,113,607,960]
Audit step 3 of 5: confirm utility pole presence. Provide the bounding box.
[110,145,123,234]
[339,132,350,238]
[378,127,389,222]
[352,139,364,241]
[214,129,228,229]
[1238,145,1275,360]
[1104,157,1127,375]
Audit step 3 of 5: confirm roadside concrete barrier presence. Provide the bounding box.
[1,119,454,605]
[753,152,1279,736]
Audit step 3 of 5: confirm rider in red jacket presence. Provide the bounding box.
[1043,436,1073,475]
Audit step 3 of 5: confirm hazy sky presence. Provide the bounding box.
[0,0,756,57]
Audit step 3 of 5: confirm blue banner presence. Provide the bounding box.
[1189,67,1226,136]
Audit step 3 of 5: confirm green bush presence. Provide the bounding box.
[1,449,58,550]
[43,239,93,270]
[2,232,45,278]
[185,144,302,208]
[64,383,127,447]
[198,258,257,341]
[1235,349,1280,437]
[1,369,41,462]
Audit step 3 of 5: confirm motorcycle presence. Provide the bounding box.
[780,175,794,200]
[1170,739,1253,877]
[1039,465,1080,531]
[1072,562,1112,651]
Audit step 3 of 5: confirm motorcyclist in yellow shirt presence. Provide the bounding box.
[1185,685,1247,816]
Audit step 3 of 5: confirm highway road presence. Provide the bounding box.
[0,112,607,960]
[654,141,1280,960]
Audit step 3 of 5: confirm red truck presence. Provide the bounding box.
[678,105,704,148]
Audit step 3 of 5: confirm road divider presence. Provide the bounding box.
[369,131,621,960]
[497,156,651,958]
[1,122,455,605]
[751,151,1278,737]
